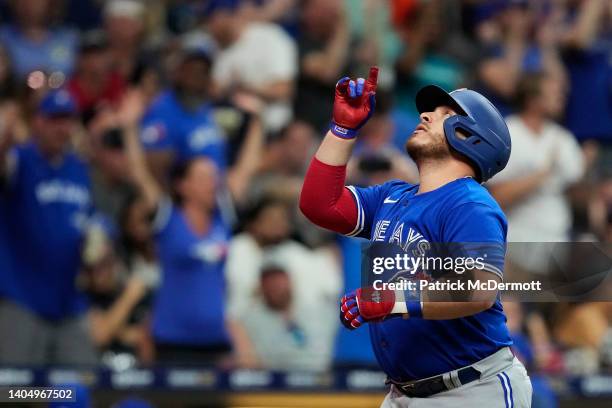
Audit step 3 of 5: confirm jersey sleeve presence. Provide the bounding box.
[345,180,403,239]
[442,203,507,278]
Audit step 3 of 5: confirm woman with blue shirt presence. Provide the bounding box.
[120,92,256,367]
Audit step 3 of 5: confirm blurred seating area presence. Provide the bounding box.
[0,1,611,406]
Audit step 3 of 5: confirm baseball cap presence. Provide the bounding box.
[38,89,78,117]
[180,32,217,64]
[104,0,145,20]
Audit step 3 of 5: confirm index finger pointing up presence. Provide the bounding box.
[366,66,379,89]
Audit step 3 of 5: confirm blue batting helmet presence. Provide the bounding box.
[415,85,511,182]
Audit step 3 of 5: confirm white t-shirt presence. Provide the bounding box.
[490,115,584,242]
[213,23,297,132]
[224,233,341,369]
[225,233,342,317]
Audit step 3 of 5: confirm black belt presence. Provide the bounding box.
[387,366,481,398]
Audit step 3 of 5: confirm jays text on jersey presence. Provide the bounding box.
[346,177,512,381]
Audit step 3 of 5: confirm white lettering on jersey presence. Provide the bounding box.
[188,125,219,151]
[389,222,404,246]
[191,240,226,264]
[35,180,90,207]
[373,220,390,242]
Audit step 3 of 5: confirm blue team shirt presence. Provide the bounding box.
[0,143,91,320]
[0,25,77,78]
[152,200,231,347]
[139,90,227,169]
[347,177,512,381]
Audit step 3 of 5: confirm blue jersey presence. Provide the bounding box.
[0,25,77,78]
[347,177,512,381]
[140,90,227,169]
[151,199,231,347]
[0,143,91,320]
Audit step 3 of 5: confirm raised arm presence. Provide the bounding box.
[226,93,265,205]
[0,102,18,185]
[299,67,378,234]
[118,90,162,210]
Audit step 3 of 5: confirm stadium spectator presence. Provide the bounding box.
[488,72,584,249]
[226,197,341,344]
[251,120,315,201]
[103,0,164,105]
[504,300,560,408]
[0,0,78,78]
[239,265,335,370]
[120,91,256,366]
[206,0,298,133]
[554,302,612,375]
[86,107,136,225]
[139,38,227,184]
[0,89,96,365]
[251,121,337,247]
[67,30,126,120]
[240,0,299,28]
[0,43,18,101]
[81,227,154,367]
[559,0,612,144]
[118,192,160,289]
[348,91,418,185]
[473,0,565,116]
[294,0,351,131]
[393,0,466,117]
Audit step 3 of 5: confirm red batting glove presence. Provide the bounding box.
[339,287,395,330]
[330,66,379,139]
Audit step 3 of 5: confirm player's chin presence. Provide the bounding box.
[405,131,428,155]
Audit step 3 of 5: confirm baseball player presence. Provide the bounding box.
[299,67,532,407]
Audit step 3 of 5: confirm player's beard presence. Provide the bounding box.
[405,131,452,164]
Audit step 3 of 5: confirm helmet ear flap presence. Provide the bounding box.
[443,115,488,182]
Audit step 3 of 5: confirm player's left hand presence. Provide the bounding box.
[340,288,395,330]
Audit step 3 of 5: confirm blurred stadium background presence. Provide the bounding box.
[0,0,611,407]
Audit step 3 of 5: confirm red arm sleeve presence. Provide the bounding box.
[299,157,359,235]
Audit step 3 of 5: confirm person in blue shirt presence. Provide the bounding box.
[0,0,78,78]
[139,37,227,184]
[121,95,256,366]
[300,67,533,406]
[0,89,96,365]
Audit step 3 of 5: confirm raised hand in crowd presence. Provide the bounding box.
[0,101,19,182]
[118,88,162,211]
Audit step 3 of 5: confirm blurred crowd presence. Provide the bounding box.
[0,0,611,387]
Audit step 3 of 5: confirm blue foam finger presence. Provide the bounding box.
[349,80,356,98]
[356,78,365,96]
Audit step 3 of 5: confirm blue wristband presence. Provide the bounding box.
[330,122,358,139]
[407,301,423,318]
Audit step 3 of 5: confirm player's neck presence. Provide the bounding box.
[417,160,475,194]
